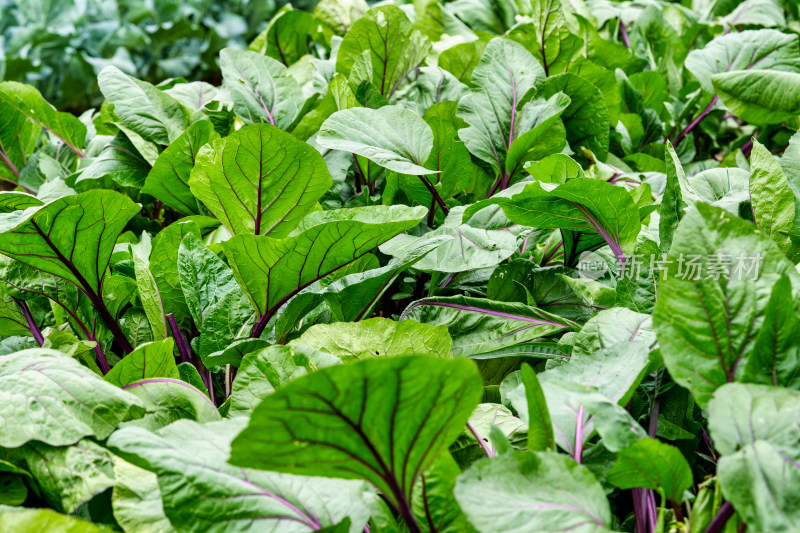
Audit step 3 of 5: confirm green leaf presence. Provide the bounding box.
[607,438,693,502]
[749,139,795,254]
[142,120,218,215]
[336,5,430,98]
[538,72,610,161]
[453,452,612,533]
[75,133,152,189]
[149,220,204,322]
[401,296,575,358]
[465,179,641,266]
[708,383,800,532]
[109,418,377,533]
[742,276,800,388]
[177,233,253,357]
[104,339,179,388]
[659,142,696,253]
[411,453,476,533]
[250,7,314,66]
[111,457,174,533]
[520,364,554,452]
[0,190,140,296]
[0,81,87,157]
[133,252,167,341]
[571,307,655,358]
[22,439,115,512]
[189,123,332,236]
[0,507,106,532]
[223,205,425,336]
[121,378,219,431]
[713,69,800,125]
[219,48,305,129]
[290,317,453,360]
[0,349,144,447]
[457,38,547,175]
[318,105,433,175]
[98,66,191,145]
[654,204,800,408]
[229,356,483,515]
[685,29,800,94]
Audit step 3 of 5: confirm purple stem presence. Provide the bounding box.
[704,502,735,533]
[166,313,193,364]
[675,95,719,146]
[400,301,567,328]
[573,405,585,463]
[419,176,449,215]
[440,273,456,289]
[467,422,496,458]
[541,240,563,266]
[619,20,631,48]
[741,139,754,158]
[13,298,44,346]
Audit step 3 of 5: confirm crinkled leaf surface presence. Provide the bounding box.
[104,339,179,388]
[290,317,453,360]
[109,418,377,533]
[0,349,144,447]
[453,452,612,533]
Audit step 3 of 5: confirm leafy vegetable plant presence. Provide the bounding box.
[2,1,800,532]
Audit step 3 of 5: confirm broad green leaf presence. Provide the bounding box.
[401,296,575,358]
[149,220,205,322]
[453,452,612,533]
[0,293,30,337]
[314,0,368,36]
[121,378,219,430]
[290,318,453,360]
[0,87,38,180]
[0,190,139,296]
[224,345,313,417]
[742,276,800,388]
[189,124,332,236]
[438,35,491,84]
[380,207,518,274]
[453,403,527,462]
[230,357,483,513]
[0,81,86,157]
[570,307,655,358]
[250,7,314,66]
[104,339,179,388]
[607,438,693,502]
[111,457,174,533]
[109,418,377,533]
[749,140,795,254]
[0,191,42,212]
[0,349,144,447]
[713,69,800,125]
[520,364,554,452]
[685,29,800,94]
[142,120,218,215]
[318,105,433,175]
[465,179,641,266]
[0,507,106,532]
[98,66,191,145]
[133,252,167,341]
[75,133,151,189]
[708,383,800,532]
[22,439,115,512]
[538,72,610,161]
[336,5,430,98]
[177,233,253,357]
[222,205,425,336]
[654,204,800,408]
[219,47,305,129]
[457,38,548,176]
[505,94,571,179]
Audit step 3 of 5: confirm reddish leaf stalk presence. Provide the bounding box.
[419,175,449,216]
[573,405,585,463]
[467,422,495,458]
[704,501,735,533]
[166,313,193,364]
[674,95,719,146]
[13,298,44,346]
[619,20,631,48]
